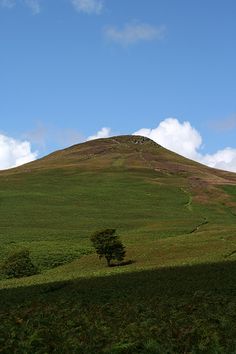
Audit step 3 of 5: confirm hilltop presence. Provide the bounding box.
[6,135,236,183]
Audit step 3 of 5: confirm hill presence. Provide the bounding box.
[0,135,236,352]
[0,135,236,275]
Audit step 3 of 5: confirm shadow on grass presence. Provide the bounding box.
[109,259,135,267]
[0,260,235,354]
[0,260,235,308]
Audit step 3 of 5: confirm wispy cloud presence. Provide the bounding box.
[24,0,40,15]
[71,0,103,15]
[26,124,112,147]
[23,122,48,150]
[0,0,15,8]
[24,122,84,151]
[104,22,166,46]
[210,114,236,132]
[55,128,84,147]
[0,0,41,14]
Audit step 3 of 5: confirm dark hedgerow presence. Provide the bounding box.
[1,249,38,279]
[90,229,126,267]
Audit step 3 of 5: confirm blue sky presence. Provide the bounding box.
[0,0,236,170]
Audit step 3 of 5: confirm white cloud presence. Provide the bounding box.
[87,127,111,141]
[134,118,202,160]
[200,148,236,172]
[0,134,37,170]
[133,118,236,172]
[105,22,166,46]
[71,0,103,14]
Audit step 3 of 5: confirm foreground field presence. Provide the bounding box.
[0,136,236,352]
[0,261,236,353]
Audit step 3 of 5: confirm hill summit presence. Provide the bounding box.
[7,135,236,187]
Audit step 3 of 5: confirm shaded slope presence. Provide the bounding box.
[1,261,236,353]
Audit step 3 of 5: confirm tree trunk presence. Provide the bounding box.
[106,257,111,267]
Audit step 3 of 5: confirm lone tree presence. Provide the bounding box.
[90,229,126,267]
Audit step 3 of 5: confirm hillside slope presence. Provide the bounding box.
[0,135,236,283]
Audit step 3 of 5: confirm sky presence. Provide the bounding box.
[0,0,236,171]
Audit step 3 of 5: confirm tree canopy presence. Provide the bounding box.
[90,229,126,267]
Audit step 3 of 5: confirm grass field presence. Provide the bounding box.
[0,262,236,353]
[0,136,236,352]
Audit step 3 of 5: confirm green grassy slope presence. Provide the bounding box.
[0,135,236,352]
[0,135,235,275]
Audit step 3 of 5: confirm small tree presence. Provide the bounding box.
[1,249,38,279]
[90,229,126,267]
